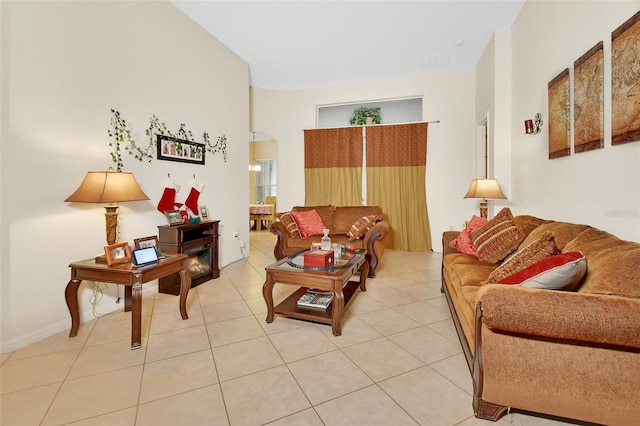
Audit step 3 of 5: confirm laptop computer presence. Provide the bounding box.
[131,246,160,266]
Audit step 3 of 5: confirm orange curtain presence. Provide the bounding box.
[304,127,363,206]
[366,123,431,251]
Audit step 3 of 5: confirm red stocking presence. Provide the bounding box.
[184,176,205,214]
[157,175,180,213]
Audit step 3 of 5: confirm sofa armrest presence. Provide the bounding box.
[363,220,390,248]
[442,230,461,255]
[270,221,288,260]
[477,284,640,349]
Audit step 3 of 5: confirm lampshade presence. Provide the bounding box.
[463,179,507,200]
[65,169,149,203]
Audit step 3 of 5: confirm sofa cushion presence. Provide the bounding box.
[483,230,557,284]
[333,206,383,234]
[498,251,587,291]
[449,215,488,256]
[564,228,640,297]
[292,205,335,232]
[290,209,327,239]
[277,213,300,238]
[347,215,379,241]
[519,221,590,252]
[470,207,526,264]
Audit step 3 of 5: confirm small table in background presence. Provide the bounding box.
[66,254,191,350]
[249,203,274,230]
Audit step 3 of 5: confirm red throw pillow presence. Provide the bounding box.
[498,251,587,291]
[289,209,327,239]
[449,215,488,256]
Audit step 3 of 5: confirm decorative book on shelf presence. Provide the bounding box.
[297,290,333,309]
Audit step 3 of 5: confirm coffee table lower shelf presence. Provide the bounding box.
[274,280,361,326]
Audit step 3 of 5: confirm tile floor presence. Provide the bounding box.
[1,231,574,425]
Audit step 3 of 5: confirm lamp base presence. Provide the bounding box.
[479,199,488,219]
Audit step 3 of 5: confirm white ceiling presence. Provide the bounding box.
[172,1,525,91]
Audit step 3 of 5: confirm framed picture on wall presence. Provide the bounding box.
[157,134,205,165]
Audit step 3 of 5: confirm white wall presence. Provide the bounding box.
[251,71,478,247]
[1,1,249,351]
[505,0,640,241]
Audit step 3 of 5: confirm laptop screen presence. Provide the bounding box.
[132,247,159,266]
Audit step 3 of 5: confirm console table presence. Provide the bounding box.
[66,254,191,350]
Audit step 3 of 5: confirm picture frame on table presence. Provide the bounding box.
[165,210,183,226]
[199,205,210,220]
[134,235,159,250]
[104,242,132,266]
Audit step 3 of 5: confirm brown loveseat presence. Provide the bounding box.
[270,205,390,277]
[441,213,640,425]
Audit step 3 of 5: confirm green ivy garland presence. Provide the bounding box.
[107,109,228,170]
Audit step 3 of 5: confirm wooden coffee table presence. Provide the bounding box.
[262,250,368,336]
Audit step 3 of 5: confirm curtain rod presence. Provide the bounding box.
[303,120,440,131]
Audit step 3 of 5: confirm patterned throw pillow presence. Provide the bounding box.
[277,212,300,238]
[470,207,526,264]
[483,231,557,284]
[289,209,327,239]
[449,215,488,256]
[347,215,379,241]
[498,251,587,291]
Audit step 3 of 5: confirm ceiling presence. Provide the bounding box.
[172,1,525,91]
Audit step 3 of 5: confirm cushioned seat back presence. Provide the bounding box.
[292,205,335,231]
[333,206,383,234]
[563,227,640,297]
[518,221,590,252]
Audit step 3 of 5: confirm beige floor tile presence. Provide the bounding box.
[244,295,268,315]
[0,349,79,394]
[149,304,204,335]
[0,352,13,365]
[213,336,283,382]
[145,324,210,363]
[10,324,93,360]
[388,326,462,364]
[393,300,452,325]
[265,408,324,426]
[288,350,373,404]
[66,407,137,425]
[345,292,388,315]
[258,315,312,335]
[0,383,60,425]
[201,299,252,323]
[366,284,420,306]
[41,365,142,425]
[316,315,382,348]
[206,315,265,347]
[152,291,200,315]
[140,349,217,403]
[137,384,229,426]
[269,326,337,363]
[235,283,265,299]
[342,337,423,382]
[314,385,418,425]
[68,338,146,379]
[197,282,243,305]
[95,298,154,323]
[221,365,310,425]
[379,365,474,425]
[358,307,422,336]
[85,314,151,347]
[426,317,460,343]
[430,353,473,395]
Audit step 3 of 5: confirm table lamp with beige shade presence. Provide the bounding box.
[65,168,150,262]
[463,178,507,219]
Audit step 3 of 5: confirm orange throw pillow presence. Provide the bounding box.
[290,209,326,239]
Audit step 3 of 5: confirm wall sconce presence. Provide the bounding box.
[525,113,543,135]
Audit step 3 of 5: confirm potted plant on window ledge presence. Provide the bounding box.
[350,106,381,125]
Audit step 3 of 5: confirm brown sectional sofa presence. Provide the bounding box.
[270,205,390,277]
[441,214,640,425]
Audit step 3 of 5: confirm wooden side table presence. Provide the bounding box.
[66,254,191,349]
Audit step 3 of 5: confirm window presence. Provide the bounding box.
[255,160,276,202]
